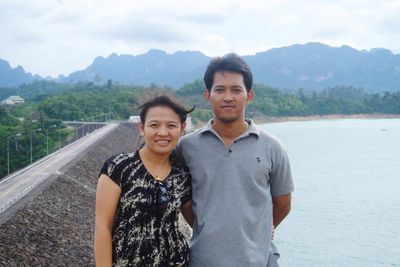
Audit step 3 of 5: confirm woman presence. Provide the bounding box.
[94,95,194,267]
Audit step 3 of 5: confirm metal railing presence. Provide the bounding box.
[0,172,52,214]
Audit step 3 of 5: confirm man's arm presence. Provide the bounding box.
[272,193,292,228]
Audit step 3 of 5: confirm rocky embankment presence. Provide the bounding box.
[0,123,191,266]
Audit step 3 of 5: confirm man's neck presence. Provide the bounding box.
[212,118,249,145]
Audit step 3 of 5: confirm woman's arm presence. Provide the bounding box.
[94,174,121,267]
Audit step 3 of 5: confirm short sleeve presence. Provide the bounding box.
[99,154,128,187]
[270,145,294,196]
[177,167,192,206]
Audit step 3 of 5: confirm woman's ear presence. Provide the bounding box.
[180,122,187,136]
[137,122,144,136]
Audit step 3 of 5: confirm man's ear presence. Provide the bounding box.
[247,89,255,103]
[204,89,210,101]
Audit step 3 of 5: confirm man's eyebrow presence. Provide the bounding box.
[147,119,179,124]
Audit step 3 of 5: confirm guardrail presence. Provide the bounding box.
[0,172,52,214]
[0,123,120,215]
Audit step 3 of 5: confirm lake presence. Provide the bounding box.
[259,119,400,267]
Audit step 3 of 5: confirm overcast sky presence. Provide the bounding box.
[1,0,400,77]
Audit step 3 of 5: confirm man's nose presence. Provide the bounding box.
[222,92,234,101]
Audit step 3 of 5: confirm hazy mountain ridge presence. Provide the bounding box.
[245,43,400,91]
[0,59,39,87]
[1,43,400,91]
[58,49,209,88]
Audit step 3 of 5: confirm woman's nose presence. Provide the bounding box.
[157,126,168,135]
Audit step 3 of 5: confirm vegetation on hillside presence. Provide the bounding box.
[1,80,400,178]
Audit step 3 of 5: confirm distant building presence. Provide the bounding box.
[29,111,41,123]
[128,116,140,123]
[1,96,25,105]
[185,116,193,132]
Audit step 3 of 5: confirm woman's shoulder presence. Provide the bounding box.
[105,151,137,164]
[170,160,191,182]
[101,151,140,173]
[100,151,142,186]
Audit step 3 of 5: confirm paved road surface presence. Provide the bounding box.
[0,123,119,214]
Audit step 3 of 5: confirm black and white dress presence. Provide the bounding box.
[99,151,191,267]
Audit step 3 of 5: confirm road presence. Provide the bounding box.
[0,123,119,214]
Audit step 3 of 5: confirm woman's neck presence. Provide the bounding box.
[139,147,170,165]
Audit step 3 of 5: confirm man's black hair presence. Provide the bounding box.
[203,53,253,92]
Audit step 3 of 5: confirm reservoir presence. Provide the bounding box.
[260,119,400,267]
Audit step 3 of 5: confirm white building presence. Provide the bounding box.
[128,115,140,123]
[1,96,25,105]
[185,116,193,132]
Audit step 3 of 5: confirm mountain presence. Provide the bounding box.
[59,49,210,88]
[2,43,400,91]
[244,43,400,91]
[60,43,400,92]
[0,59,41,87]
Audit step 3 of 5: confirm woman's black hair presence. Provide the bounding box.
[138,95,194,124]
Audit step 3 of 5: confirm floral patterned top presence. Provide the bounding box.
[99,151,191,267]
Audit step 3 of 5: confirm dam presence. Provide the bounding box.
[0,123,144,266]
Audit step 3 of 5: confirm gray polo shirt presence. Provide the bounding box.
[176,119,294,267]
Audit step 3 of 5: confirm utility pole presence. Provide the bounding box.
[7,133,21,175]
[30,128,42,164]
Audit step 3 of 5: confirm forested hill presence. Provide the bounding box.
[1,80,400,178]
[1,42,400,91]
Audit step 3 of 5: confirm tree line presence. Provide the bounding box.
[1,80,400,178]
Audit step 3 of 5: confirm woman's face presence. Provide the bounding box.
[140,106,186,156]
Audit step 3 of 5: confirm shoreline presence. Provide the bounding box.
[252,113,400,124]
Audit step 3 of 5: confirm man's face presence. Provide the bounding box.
[205,71,254,124]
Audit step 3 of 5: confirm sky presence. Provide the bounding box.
[1,0,400,78]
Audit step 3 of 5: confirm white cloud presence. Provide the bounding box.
[0,0,399,77]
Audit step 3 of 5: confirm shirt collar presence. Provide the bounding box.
[197,118,260,137]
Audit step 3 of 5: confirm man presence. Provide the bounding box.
[178,53,294,267]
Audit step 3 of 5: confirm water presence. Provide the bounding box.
[259,119,400,267]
